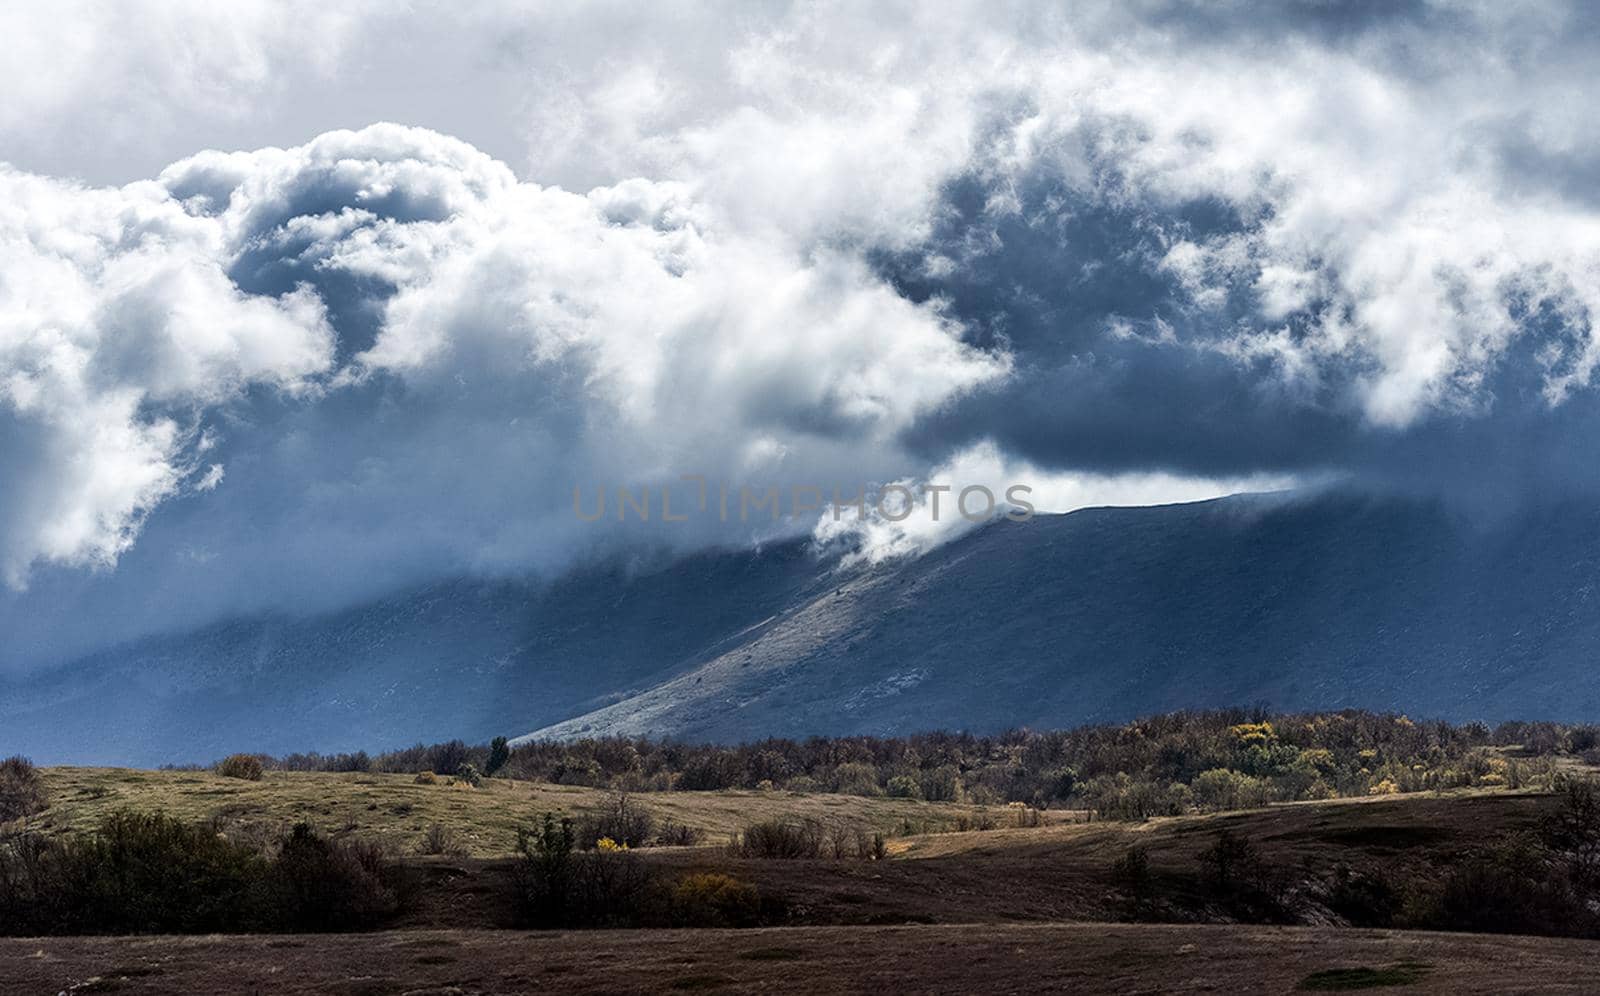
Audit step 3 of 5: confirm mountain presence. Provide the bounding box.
[6,490,1600,765]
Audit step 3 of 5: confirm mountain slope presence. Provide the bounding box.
[6,490,1600,765]
[523,491,1600,742]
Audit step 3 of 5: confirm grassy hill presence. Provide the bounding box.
[11,716,1600,993]
[30,766,1019,858]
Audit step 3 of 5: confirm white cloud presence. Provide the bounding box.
[0,167,334,586]
[4,2,1600,657]
[0,124,1007,591]
[814,440,1294,566]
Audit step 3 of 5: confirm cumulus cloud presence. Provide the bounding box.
[0,125,1006,633]
[5,1,1600,663]
[0,167,334,586]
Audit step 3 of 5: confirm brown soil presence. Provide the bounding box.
[4,923,1598,995]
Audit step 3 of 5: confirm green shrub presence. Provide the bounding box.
[216,754,265,781]
[885,775,922,799]
[453,763,482,788]
[0,756,47,823]
[832,762,882,797]
[668,873,763,927]
[0,811,410,936]
[513,813,654,928]
[0,810,265,934]
[486,736,512,776]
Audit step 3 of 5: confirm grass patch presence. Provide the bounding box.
[33,767,987,858]
[1299,963,1432,990]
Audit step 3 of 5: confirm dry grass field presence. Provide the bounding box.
[30,766,1039,857]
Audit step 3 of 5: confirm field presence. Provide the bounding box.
[32,766,1016,858]
[12,755,1600,993]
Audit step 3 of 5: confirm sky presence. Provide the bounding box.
[3,0,1600,669]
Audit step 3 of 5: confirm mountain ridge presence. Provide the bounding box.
[7,490,1600,765]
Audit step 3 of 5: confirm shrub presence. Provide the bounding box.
[417,823,467,857]
[0,810,266,934]
[832,762,882,797]
[886,775,922,799]
[514,813,576,928]
[729,818,824,859]
[453,763,482,788]
[413,770,439,785]
[0,756,47,823]
[486,736,512,777]
[1191,768,1271,811]
[1111,845,1155,917]
[1324,864,1399,927]
[577,794,654,849]
[216,754,264,781]
[513,813,654,928]
[668,873,763,926]
[428,740,470,776]
[1198,830,1291,922]
[656,819,705,847]
[0,811,410,936]
[269,823,406,931]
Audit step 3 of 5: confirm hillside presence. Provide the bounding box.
[9,490,1600,764]
[10,767,1600,993]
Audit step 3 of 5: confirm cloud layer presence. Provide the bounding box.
[4,1,1600,665]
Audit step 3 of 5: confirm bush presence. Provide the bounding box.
[886,775,922,799]
[656,819,705,847]
[216,754,265,781]
[1191,768,1271,811]
[0,756,47,823]
[577,794,654,849]
[453,763,482,788]
[1324,864,1399,927]
[513,813,654,928]
[269,823,406,931]
[832,762,882,797]
[417,823,467,857]
[0,810,265,934]
[668,873,763,927]
[0,811,410,935]
[427,740,470,776]
[1198,829,1291,922]
[729,818,825,859]
[486,736,512,777]
[1111,845,1155,918]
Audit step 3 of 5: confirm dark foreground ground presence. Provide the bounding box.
[5,923,1600,995]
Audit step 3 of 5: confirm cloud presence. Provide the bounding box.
[813,439,1295,565]
[6,3,1600,664]
[0,124,1009,656]
[0,167,334,587]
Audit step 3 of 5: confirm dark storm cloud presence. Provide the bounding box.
[4,2,1600,666]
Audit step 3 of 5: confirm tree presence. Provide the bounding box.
[486,736,512,777]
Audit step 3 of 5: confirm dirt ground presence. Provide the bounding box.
[4,923,1599,995]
